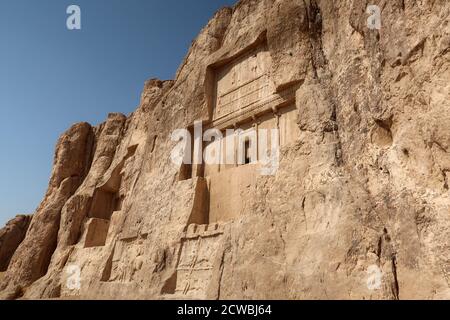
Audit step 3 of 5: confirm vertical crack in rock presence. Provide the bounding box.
[391,255,400,300]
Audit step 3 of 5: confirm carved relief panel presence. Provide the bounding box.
[213,43,275,123]
[174,224,224,298]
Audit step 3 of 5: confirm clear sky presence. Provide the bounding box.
[0,0,237,227]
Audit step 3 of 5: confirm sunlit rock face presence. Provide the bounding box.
[0,215,32,272]
[1,0,449,300]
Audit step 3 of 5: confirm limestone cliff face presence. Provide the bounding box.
[1,0,449,300]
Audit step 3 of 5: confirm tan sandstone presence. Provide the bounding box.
[0,215,31,272]
[0,0,449,300]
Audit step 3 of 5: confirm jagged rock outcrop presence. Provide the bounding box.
[0,215,32,272]
[1,0,449,300]
[0,122,94,298]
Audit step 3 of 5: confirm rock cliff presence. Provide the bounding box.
[0,0,449,300]
[0,215,31,272]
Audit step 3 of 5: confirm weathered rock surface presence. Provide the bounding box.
[0,0,449,300]
[0,215,31,272]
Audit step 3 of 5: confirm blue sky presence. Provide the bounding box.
[0,0,237,227]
